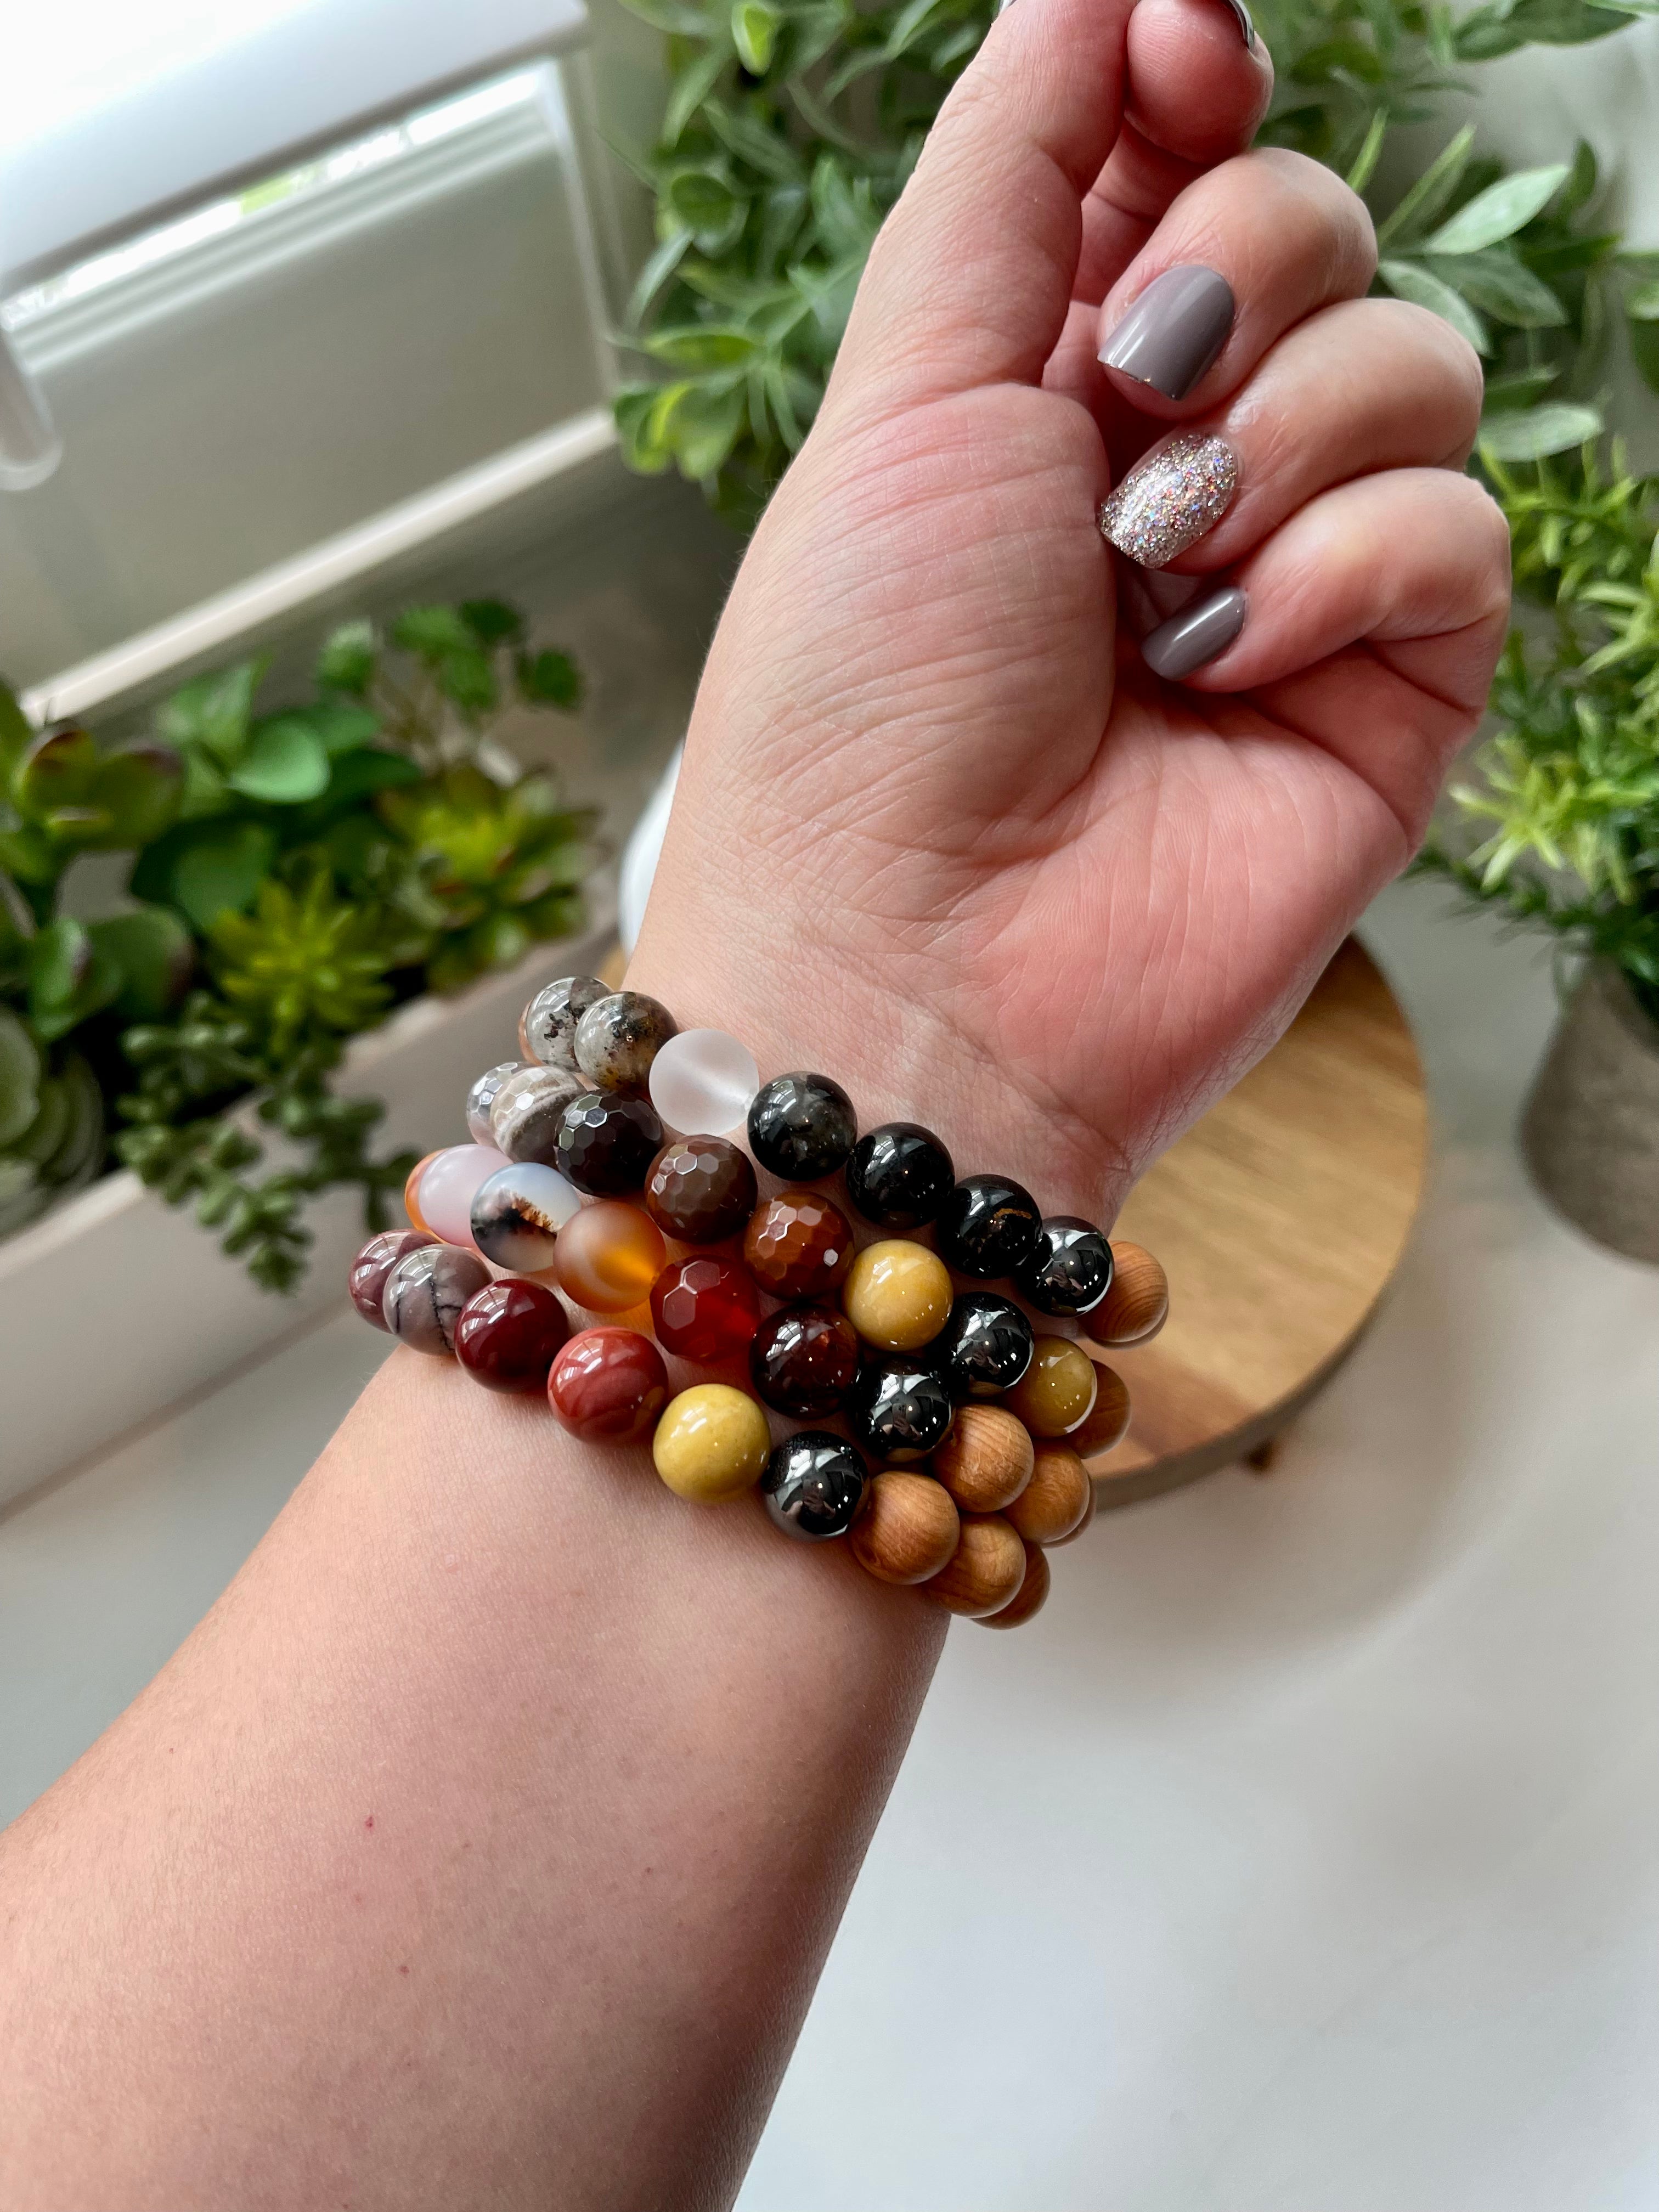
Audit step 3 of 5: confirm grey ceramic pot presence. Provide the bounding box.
[1522,960,1659,1263]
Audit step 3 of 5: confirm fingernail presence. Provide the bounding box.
[1099,432,1238,569]
[1224,0,1258,47]
[1141,584,1248,680]
[1100,265,1236,401]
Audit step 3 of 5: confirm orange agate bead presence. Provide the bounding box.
[552,1201,667,1314]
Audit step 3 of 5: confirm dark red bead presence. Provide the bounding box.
[454,1278,571,1392]
[749,1304,861,1419]
[651,1255,762,1363]
[644,1135,757,1243]
[548,1327,669,1445]
[742,1188,854,1300]
[349,1229,438,1330]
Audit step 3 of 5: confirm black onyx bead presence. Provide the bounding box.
[1015,1216,1115,1316]
[934,1291,1035,1401]
[554,1091,664,1196]
[847,1355,955,1463]
[935,1173,1042,1279]
[761,1431,869,1542]
[750,1303,861,1419]
[845,1121,955,1230]
[747,1071,857,1181]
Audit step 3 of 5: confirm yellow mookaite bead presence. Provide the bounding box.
[1003,1336,1098,1438]
[842,1239,953,1352]
[652,1385,771,1503]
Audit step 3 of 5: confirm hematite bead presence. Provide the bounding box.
[555,1091,664,1195]
[454,1278,570,1393]
[574,990,678,1091]
[761,1432,869,1542]
[847,1354,955,1462]
[743,1187,854,1300]
[1015,1216,1114,1316]
[521,974,608,1072]
[644,1135,757,1244]
[935,1173,1042,1279]
[349,1229,438,1330]
[749,1303,861,1418]
[746,1070,856,1181]
[845,1121,955,1229]
[934,1291,1035,1400]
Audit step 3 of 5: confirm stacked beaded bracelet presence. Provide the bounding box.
[348,977,1170,1629]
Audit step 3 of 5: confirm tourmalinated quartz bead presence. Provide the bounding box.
[643,1135,757,1244]
[574,990,678,1091]
[548,1326,668,1446]
[978,1539,1049,1629]
[454,1278,570,1394]
[414,1143,510,1249]
[652,1383,771,1502]
[1006,1445,1093,1545]
[924,1513,1026,1618]
[648,1028,759,1136]
[490,1064,585,1165]
[935,1173,1043,1279]
[349,1230,438,1330]
[934,1291,1035,1401]
[746,1071,856,1181]
[651,1255,762,1363]
[743,1188,854,1300]
[1004,1336,1099,1438]
[761,1432,869,1542]
[848,1355,955,1462]
[466,1061,521,1146]
[470,1161,582,1272]
[1081,1241,1169,1347]
[845,1121,955,1229]
[749,1303,861,1418]
[404,1150,442,1234]
[382,1244,490,1355]
[552,1200,667,1314]
[842,1238,953,1353]
[1015,1216,1114,1316]
[520,974,608,1072]
[555,1091,664,1196]
[848,1471,961,1585]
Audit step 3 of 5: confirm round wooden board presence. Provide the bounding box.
[1090,938,1427,1507]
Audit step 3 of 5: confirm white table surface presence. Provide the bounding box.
[4,880,1657,2212]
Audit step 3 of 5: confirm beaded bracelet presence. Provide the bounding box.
[348,978,1170,1628]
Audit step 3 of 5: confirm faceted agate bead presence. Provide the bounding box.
[749,1304,860,1418]
[924,1513,1026,1618]
[415,1143,510,1249]
[848,1471,961,1585]
[930,1404,1035,1514]
[845,1121,954,1229]
[552,1201,667,1314]
[382,1244,490,1355]
[1015,1216,1114,1317]
[762,1432,869,1542]
[555,1091,664,1196]
[644,1135,757,1244]
[979,1541,1050,1629]
[746,1071,856,1182]
[848,1355,955,1463]
[466,1061,521,1146]
[574,990,677,1091]
[404,1150,442,1233]
[1004,1336,1098,1438]
[842,1239,952,1353]
[1081,1242,1169,1348]
[470,1161,582,1272]
[548,1327,668,1445]
[648,1029,759,1136]
[935,1173,1042,1279]
[651,1256,761,1363]
[349,1229,437,1329]
[521,974,608,1072]
[454,1279,570,1393]
[652,1384,771,1502]
[934,1292,1034,1401]
[743,1188,854,1300]
[491,1064,585,1165]
[1007,1445,1093,1545]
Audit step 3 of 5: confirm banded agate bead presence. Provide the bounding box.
[1015,1217,1114,1317]
[414,1144,510,1249]
[848,1471,960,1585]
[746,1071,856,1181]
[491,1064,584,1165]
[749,1304,860,1418]
[470,1162,581,1273]
[555,1092,664,1196]
[651,1256,761,1363]
[466,1061,521,1146]
[644,1135,756,1244]
[382,1244,490,1355]
[648,1029,759,1136]
[842,1239,952,1352]
[574,991,677,1091]
[548,1327,668,1446]
[552,1201,667,1313]
[743,1188,854,1301]
[761,1432,868,1542]
[521,974,608,1072]
[652,1384,771,1502]
[454,1279,570,1393]
[349,1230,438,1329]
[1003,1336,1098,1438]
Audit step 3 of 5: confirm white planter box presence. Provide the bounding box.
[0,887,614,1506]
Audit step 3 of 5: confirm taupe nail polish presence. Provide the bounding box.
[1141,585,1248,680]
[1101,266,1236,402]
[1099,432,1238,568]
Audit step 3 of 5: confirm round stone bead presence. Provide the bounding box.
[548,1325,668,1444]
[749,1303,861,1418]
[847,1355,955,1463]
[1066,1361,1131,1458]
[555,1091,665,1196]
[842,1239,952,1353]
[743,1188,855,1300]
[403,1150,442,1233]
[1006,1444,1093,1544]
[848,1471,961,1585]
[933,1291,1035,1401]
[414,1143,510,1249]
[845,1121,955,1229]
[520,974,608,1072]
[349,1229,437,1329]
[574,990,677,1091]
[469,1161,582,1272]
[652,1384,771,1502]
[465,1061,521,1146]
[382,1244,490,1355]
[648,1028,759,1136]
[935,1173,1043,1279]
[1003,1335,1099,1438]
[552,1201,668,1313]
[746,1071,856,1182]
[924,1513,1026,1618]
[978,1540,1050,1629]
[490,1064,585,1165]
[1015,1216,1115,1317]
[454,1278,570,1394]
[651,1255,762,1363]
[930,1403,1035,1514]
[761,1432,869,1542]
[1081,1241,1169,1347]
[643,1135,757,1244]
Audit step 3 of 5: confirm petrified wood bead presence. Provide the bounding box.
[924,1513,1027,1618]
[978,1541,1050,1629]
[1065,1361,1131,1457]
[842,1238,953,1352]
[349,1229,438,1329]
[381,1244,490,1355]
[1005,1444,1092,1544]
[490,1063,585,1165]
[574,990,678,1091]
[644,1134,757,1244]
[520,974,608,1071]
[743,1188,854,1300]
[929,1403,1035,1514]
[848,1471,961,1585]
[548,1326,668,1446]
[1081,1240,1170,1346]
[1003,1335,1098,1438]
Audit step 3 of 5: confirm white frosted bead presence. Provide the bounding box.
[466,1061,521,1145]
[647,1028,759,1136]
[416,1143,509,1251]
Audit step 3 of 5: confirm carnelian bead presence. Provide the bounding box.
[454,1279,570,1394]
[743,1188,854,1300]
[549,1327,668,1445]
[1003,1336,1098,1438]
[651,1255,761,1363]
[552,1201,667,1313]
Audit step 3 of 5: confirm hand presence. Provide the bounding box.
[631,0,1508,1217]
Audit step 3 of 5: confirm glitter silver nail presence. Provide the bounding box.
[1098,432,1239,570]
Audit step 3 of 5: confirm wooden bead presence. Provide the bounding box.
[1005,1445,1091,1544]
[1047,1474,1097,1547]
[979,1541,1049,1629]
[1082,1241,1169,1347]
[848,1471,960,1585]
[842,1238,953,1352]
[929,1404,1034,1513]
[652,1384,771,1503]
[1065,1362,1131,1458]
[924,1513,1026,1618]
[1003,1336,1098,1438]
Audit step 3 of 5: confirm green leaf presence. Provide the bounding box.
[316,748,425,810]
[436,647,498,719]
[515,650,584,710]
[1481,365,1560,411]
[460,599,524,648]
[28,916,121,1040]
[315,619,377,695]
[87,907,196,1020]
[391,606,477,660]
[1438,249,1568,327]
[623,227,692,329]
[1346,108,1389,194]
[11,725,98,821]
[670,382,747,479]
[1627,279,1659,318]
[0,1006,41,1148]
[1376,125,1476,249]
[1629,309,1659,397]
[307,702,382,757]
[665,165,746,252]
[228,717,331,804]
[136,819,279,934]
[1424,162,1571,253]
[156,661,263,765]
[663,37,732,146]
[731,0,780,70]
[1478,400,1603,459]
[1378,258,1491,352]
[0,681,33,786]
[642,324,757,369]
[614,385,674,475]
